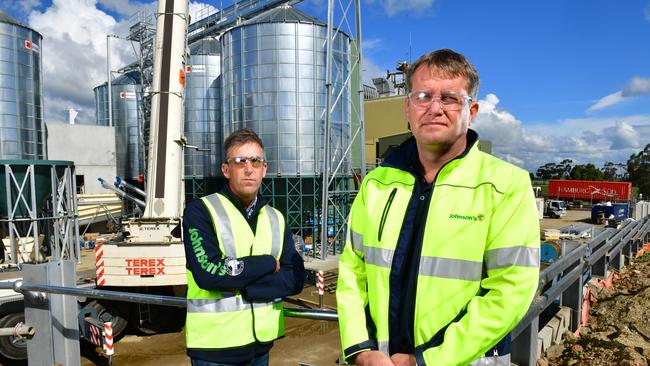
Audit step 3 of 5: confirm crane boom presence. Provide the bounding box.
[143,0,188,219]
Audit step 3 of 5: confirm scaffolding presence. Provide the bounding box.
[0,161,80,265]
[319,0,365,258]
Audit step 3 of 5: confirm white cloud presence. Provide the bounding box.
[622,76,650,96]
[361,57,386,85]
[28,0,125,123]
[363,38,383,51]
[366,0,436,17]
[473,93,650,172]
[587,91,624,112]
[587,76,650,112]
[97,0,152,17]
[25,0,215,125]
[606,122,641,150]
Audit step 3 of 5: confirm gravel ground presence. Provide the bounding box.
[542,249,650,366]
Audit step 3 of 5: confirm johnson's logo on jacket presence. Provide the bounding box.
[449,213,485,222]
[188,227,226,276]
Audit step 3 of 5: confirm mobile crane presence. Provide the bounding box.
[87,0,189,335]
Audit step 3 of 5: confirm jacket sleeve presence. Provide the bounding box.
[243,223,305,301]
[415,170,540,365]
[336,185,379,362]
[183,200,277,291]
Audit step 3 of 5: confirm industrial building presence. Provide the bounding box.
[45,123,116,195]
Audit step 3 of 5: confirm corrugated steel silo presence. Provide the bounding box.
[93,71,144,180]
[185,37,221,177]
[220,6,351,176]
[0,12,45,159]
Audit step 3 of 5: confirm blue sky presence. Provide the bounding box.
[2,0,649,172]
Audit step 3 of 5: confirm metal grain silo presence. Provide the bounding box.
[220,6,351,176]
[93,71,144,180]
[185,36,221,177]
[0,12,45,160]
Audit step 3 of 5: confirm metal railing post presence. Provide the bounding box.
[23,260,80,366]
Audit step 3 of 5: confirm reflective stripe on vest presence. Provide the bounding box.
[187,297,280,313]
[486,246,539,270]
[202,194,283,258]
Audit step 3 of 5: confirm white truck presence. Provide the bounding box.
[544,199,567,219]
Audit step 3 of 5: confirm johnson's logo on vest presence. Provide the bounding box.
[449,213,484,222]
[188,227,227,276]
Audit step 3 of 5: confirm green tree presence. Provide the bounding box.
[570,164,604,180]
[535,159,573,179]
[601,162,627,181]
[627,144,650,197]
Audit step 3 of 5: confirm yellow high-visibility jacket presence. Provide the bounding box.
[337,133,540,365]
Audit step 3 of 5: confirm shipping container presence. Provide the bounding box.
[547,180,632,201]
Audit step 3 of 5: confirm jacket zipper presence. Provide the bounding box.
[378,188,398,242]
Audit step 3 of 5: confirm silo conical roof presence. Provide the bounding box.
[189,36,221,55]
[241,6,325,26]
[0,11,41,37]
[0,11,27,27]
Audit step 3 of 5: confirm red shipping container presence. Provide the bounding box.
[548,180,632,201]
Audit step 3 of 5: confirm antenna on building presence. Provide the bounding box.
[409,31,412,63]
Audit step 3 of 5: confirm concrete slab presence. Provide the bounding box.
[538,306,573,356]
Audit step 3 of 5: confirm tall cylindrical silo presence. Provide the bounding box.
[93,71,144,180]
[0,12,45,160]
[185,36,222,177]
[220,6,351,176]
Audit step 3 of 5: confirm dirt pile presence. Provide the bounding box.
[542,250,650,366]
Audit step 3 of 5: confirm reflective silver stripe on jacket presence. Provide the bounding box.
[187,297,279,313]
[418,256,483,281]
[349,229,364,253]
[469,354,511,366]
[377,340,389,355]
[364,246,394,268]
[263,206,282,257]
[357,244,483,282]
[485,246,539,270]
[204,194,237,257]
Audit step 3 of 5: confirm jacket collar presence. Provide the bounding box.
[381,129,480,178]
[219,184,268,218]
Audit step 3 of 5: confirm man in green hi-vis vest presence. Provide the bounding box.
[337,49,540,366]
[183,128,305,366]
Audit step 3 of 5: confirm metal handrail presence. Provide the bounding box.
[0,280,338,321]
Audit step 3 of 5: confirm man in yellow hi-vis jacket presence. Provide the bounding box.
[183,128,304,365]
[337,49,540,366]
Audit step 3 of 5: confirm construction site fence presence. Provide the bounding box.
[2,216,648,365]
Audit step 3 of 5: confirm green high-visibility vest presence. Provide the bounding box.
[186,193,285,349]
[337,143,540,365]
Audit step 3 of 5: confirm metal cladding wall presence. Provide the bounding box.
[185,37,221,177]
[548,179,632,201]
[221,6,351,176]
[93,71,144,180]
[0,12,45,160]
